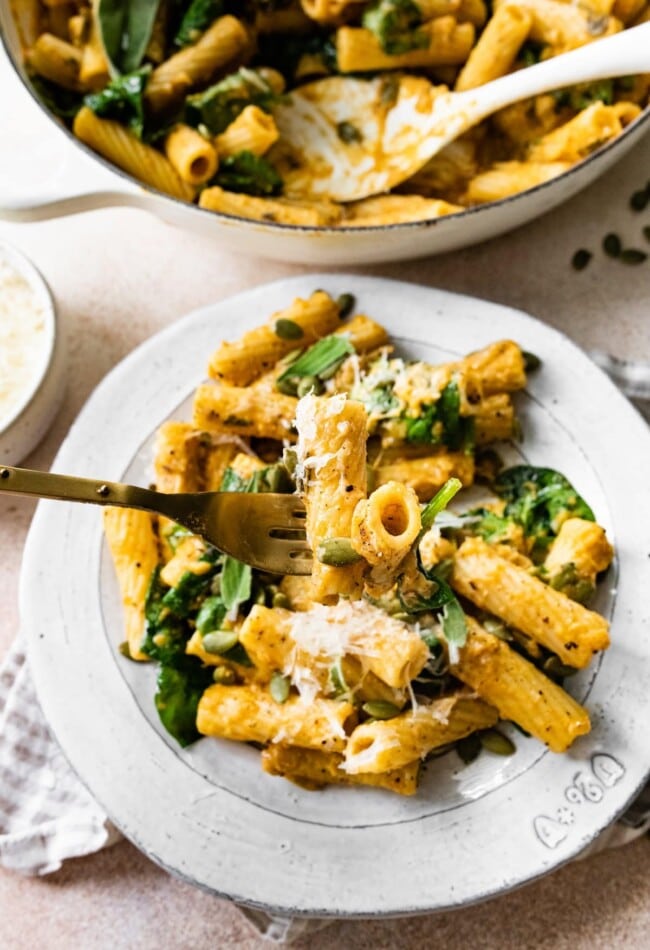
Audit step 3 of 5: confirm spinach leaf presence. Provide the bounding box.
[175,0,224,46]
[97,0,161,75]
[185,68,280,135]
[220,466,248,492]
[276,335,355,387]
[213,151,283,196]
[397,548,468,660]
[162,568,217,618]
[31,77,83,120]
[195,594,227,634]
[493,465,595,558]
[155,657,213,747]
[362,0,429,56]
[553,80,614,111]
[221,555,252,613]
[469,508,515,543]
[255,31,337,81]
[84,66,151,138]
[217,457,292,615]
[403,381,474,451]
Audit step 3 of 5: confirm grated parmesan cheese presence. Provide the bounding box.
[282,600,425,700]
[0,257,48,430]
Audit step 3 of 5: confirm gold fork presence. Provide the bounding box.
[0,465,311,575]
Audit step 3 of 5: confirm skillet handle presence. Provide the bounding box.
[0,42,146,221]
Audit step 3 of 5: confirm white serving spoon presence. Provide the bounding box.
[272,22,650,202]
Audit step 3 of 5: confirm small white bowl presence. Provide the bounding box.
[0,241,65,465]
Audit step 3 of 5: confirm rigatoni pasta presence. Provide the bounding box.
[104,290,614,793]
[18,2,648,227]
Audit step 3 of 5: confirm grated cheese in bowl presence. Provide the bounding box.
[0,254,50,432]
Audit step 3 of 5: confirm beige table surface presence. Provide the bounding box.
[1,94,650,947]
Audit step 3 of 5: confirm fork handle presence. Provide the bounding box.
[0,464,163,514]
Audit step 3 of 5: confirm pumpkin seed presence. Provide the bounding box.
[603,233,621,257]
[202,630,239,655]
[317,537,362,566]
[523,351,541,371]
[276,376,298,396]
[270,671,291,703]
[362,700,401,720]
[336,292,355,318]
[213,666,235,685]
[571,248,592,271]
[479,728,516,756]
[272,591,291,609]
[630,189,648,212]
[275,318,304,340]
[543,655,578,679]
[620,248,647,265]
[296,375,325,398]
[456,733,481,764]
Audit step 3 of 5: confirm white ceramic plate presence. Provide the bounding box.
[21,275,650,918]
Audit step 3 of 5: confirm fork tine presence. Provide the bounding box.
[197,492,313,575]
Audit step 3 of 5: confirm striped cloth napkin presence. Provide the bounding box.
[1,356,649,942]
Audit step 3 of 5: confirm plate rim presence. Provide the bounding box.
[20,273,650,917]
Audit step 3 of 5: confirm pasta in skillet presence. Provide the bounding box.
[103,289,614,795]
[13,0,649,227]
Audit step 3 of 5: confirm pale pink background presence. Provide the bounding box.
[1,50,649,949]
